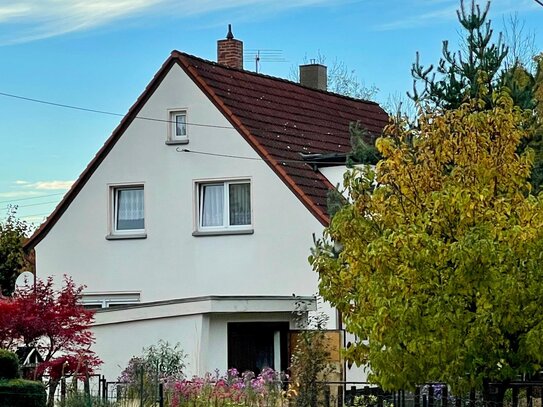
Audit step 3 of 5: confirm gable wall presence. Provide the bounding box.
[35,64,327,308]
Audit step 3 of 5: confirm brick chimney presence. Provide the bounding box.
[299,63,327,91]
[217,24,243,70]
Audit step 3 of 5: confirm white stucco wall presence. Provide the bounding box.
[36,64,325,303]
[34,63,338,377]
[91,313,204,380]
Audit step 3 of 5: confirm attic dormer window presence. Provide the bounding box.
[166,109,189,145]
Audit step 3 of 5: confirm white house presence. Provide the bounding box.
[25,27,388,381]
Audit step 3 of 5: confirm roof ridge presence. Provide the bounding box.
[170,50,382,107]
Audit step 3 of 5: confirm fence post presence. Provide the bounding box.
[429,385,434,407]
[512,386,519,407]
[401,389,405,407]
[338,385,344,407]
[469,389,475,407]
[349,386,356,406]
[158,383,164,407]
[139,365,144,407]
[100,376,106,400]
[415,386,421,407]
[60,377,66,406]
[527,386,533,407]
[442,385,448,407]
[324,385,330,407]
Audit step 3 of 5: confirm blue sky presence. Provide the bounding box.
[0,0,542,225]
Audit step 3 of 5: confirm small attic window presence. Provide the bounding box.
[166,109,189,145]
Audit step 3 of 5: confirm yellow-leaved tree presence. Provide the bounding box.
[310,92,543,403]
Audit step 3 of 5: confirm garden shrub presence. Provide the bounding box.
[118,340,186,407]
[290,304,336,407]
[0,378,46,407]
[0,349,20,379]
[60,392,115,407]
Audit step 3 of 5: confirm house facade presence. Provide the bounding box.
[25,29,388,381]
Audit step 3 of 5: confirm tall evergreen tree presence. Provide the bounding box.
[409,0,542,190]
[409,1,510,109]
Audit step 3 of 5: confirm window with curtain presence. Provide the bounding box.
[114,187,144,231]
[174,113,187,138]
[168,111,188,142]
[199,181,251,230]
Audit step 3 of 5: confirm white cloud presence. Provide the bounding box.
[374,3,457,31]
[0,180,74,200]
[0,0,342,45]
[23,180,75,190]
[0,190,42,199]
[0,4,31,22]
[19,215,49,225]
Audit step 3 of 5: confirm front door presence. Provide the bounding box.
[227,322,289,374]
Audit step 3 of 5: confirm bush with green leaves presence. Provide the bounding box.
[0,378,46,407]
[0,350,45,407]
[290,301,335,407]
[0,348,20,379]
[59,392,117,407]
[118,340,186,407]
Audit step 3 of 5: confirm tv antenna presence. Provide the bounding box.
[244,49,286,73]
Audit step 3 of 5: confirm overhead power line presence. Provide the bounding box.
[0,192,66,205]
[0,89,359,139]
[3,200,59,209]
[0,91,234,130]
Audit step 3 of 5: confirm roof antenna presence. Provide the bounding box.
[226,24,234,40]
[244,49,286,73]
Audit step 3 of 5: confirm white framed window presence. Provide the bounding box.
[167,109,189,144]
[109,185,145,237]
[196,180,252,233]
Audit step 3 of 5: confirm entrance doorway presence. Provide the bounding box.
[227,322,289,374]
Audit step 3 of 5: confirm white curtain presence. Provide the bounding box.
[201,184,224,227]
[117,188,144,230]
[229,183,251,225]
[175,114,187,137]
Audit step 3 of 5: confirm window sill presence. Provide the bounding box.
[165,139,189,145]
[192,229,254,237]
[106,233,147,240]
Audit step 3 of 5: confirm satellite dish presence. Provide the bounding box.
[15,271,35,290]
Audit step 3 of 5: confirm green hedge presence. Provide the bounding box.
[0,378,46,407]
[0,349,20,379]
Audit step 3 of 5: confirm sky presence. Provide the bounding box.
[0,0,542,226]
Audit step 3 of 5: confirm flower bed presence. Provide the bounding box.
[167,368,292,407]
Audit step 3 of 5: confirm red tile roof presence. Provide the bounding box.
[24,51,388,250]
